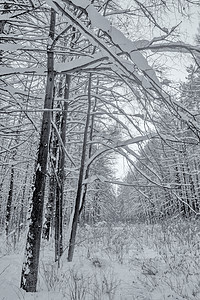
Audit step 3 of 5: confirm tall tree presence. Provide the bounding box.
[20,8,56,292]
[67,74,92,262]
[55,75,70,264]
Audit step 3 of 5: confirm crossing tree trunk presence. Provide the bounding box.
[79,98,96,218]
[67,74,92,262]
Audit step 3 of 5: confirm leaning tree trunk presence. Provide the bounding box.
[79,98,96,219]
[67,74,92,262]
[20,9,56,292]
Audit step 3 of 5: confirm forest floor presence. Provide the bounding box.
[0,219,200,300]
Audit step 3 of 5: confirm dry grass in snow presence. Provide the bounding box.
[0,219,200,299]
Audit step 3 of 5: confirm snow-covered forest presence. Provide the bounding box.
[1,0,200,299]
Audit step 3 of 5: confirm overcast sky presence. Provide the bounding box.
[118,1,200,81]
[114,2,200,179]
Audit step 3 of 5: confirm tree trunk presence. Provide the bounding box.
[42,166,56,241]
[20,8,56,292]
[0,2,11,62]
[79,98,96,217]
[55,75,70,264]
[67,74,92,262]
[5,165,14,237]
[43,104,60,241]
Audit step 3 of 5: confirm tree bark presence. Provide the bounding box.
[42,163,56,241]
[0,1,11,62]
[5,165,14,237]
[55,75,70,264]
[79,98,96,217]
[20,8,56,292]
[67,74,92,262]
[43,100,60,241]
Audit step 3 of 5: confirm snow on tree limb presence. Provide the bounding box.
[55,53,109,73]
[67,0,160,87]
[0,44,22,51]
[0,66,45,76]
[135,41,200,54]
[45,0,161,93]
[86,133,157,168]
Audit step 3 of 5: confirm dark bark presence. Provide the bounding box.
[20,9,56,292]
[5,165,14,237]
[53,77,63,257]
[43,108,60,240]
[43,169,56,241]
[67,74,92,262]
[79,98,96,217]
[0,2,11,62]
[55,75,70,264]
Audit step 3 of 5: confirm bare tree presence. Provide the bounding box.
[20,8,56,292]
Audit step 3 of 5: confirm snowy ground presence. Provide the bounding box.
[1,219,200,300]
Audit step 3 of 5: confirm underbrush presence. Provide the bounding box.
[39,260,121,300]
[147,218,200,299]
[1,218,200,299]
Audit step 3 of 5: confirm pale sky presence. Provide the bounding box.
[114,3,200,179]
[117,1,200,81]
